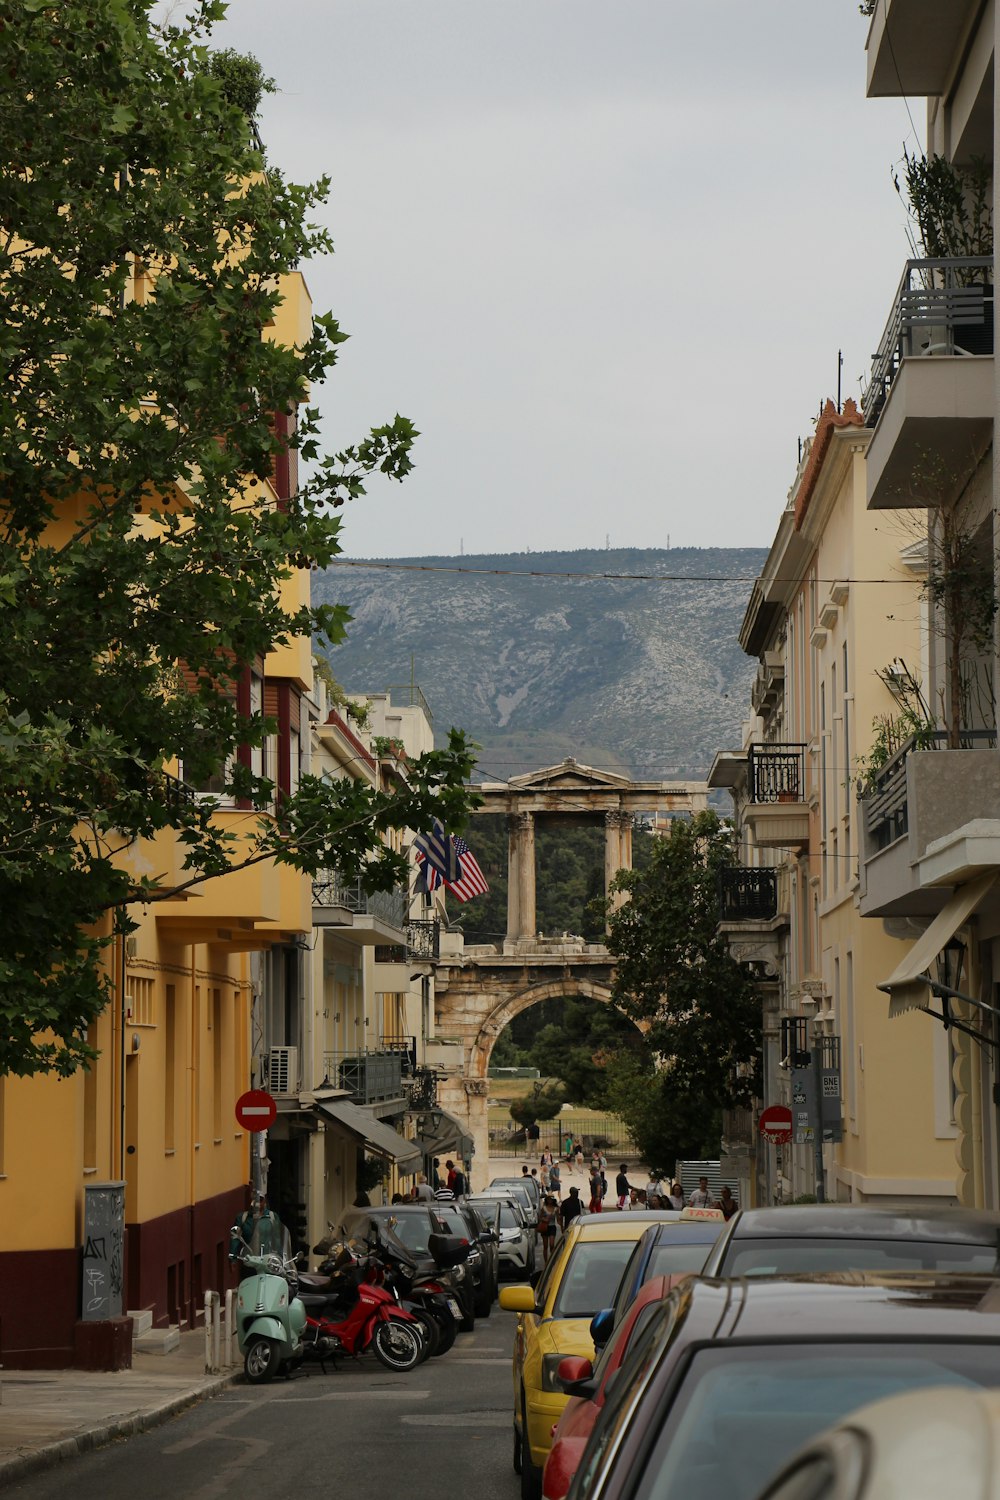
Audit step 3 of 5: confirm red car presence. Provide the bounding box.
[542,1275,678,1500]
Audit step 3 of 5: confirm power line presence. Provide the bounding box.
[329,559,911,586]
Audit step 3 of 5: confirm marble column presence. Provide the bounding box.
[506,813,521,944]
[517,812,536,940]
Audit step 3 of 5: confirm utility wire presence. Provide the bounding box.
[329,559,910,586]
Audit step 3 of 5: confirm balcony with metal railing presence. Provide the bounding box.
[312,869,407,939]
[742,745,810,851]
[322,1037,416,1104]
[863,258,994,510]
[718,867,779,924]
[860,729,1000,918]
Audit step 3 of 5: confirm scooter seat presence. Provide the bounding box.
[298,1271,334,1291]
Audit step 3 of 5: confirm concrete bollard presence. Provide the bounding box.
[204,1291,220,1373]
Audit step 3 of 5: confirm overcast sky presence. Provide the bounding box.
[211,1,920,559]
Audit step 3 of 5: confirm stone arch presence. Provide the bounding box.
[469,977,638,1080]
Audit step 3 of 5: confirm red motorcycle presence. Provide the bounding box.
[297,1244,424,1372]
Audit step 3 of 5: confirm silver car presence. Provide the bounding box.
[466,1192,536,1279]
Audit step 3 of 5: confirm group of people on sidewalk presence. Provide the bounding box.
[532,1152,739,1254]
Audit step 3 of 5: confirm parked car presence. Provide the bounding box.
[365,1204,476,1332]
[753,1384,1000,1500]
[491,1175,540,1227]
[595,1213,726,1350]
[700,1203,1000,1278]
[468,1192,536,1280]
[544,1276,676,1500]
[499,1210,668,1500]
[565,1273,1000,1500]
[436,1198,499,1317]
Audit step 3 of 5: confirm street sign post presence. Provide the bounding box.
[758,1104,793,1144]
[235,1089,277,1132]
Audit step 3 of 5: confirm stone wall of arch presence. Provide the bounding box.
[434,969,639,1188]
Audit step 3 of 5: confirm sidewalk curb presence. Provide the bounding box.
[0,1369,242,1487]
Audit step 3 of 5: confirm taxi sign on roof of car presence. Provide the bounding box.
[678,1206,725,1222]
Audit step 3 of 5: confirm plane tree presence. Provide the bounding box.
[0,0,477,1076]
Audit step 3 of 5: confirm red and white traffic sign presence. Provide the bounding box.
[235,1089,277,1132]
[758,1104,794,1144]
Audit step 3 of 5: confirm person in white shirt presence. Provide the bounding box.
[688,1176,713,1207]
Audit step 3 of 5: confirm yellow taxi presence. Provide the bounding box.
[499,1211,679,1500]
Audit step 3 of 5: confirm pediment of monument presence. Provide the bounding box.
[506,758,634,792]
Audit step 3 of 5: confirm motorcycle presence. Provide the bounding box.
[298,1235,425,1372]
[231,1221,307,1384]
[373,1226,469,1358]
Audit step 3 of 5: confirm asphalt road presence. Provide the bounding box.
[9,1311,522,1500]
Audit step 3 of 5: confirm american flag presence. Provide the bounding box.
[416,835,489,903]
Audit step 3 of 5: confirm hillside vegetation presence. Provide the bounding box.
[315,546,767,780]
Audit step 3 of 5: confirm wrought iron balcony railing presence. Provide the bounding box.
[862,257,994,427]
[747,744,806,804]
[312,870,406,929]
[863,729,997,852]
[718,866,778,923]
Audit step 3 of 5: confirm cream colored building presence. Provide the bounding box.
[713,400,956,1204]
[857,2,1000,1207]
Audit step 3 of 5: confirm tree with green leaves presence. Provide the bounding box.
[604,811,760,1168]
[509,1082,566,1130]
[0,0,478,1078]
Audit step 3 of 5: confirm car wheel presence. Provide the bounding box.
[459,1299,476,1333]
[520,1390,543,1500]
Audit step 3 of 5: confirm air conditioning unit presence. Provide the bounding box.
[268,1046,298,1095]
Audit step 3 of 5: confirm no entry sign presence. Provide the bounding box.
[758,1104,793,1144]
[235,1089,277,1132]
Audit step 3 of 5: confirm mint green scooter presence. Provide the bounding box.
[232,1220,308,1383]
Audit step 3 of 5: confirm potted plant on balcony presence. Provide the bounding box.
[897,149,993,353]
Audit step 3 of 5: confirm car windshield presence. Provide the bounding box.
[379,1213,434,1257]
[497,1204,522,1231]
[433,1206,468,1237]
[551,1240,639,1319]
[634,1343,1000,1500]
[646,1238,716,1277]
[720,1237,1000,1277]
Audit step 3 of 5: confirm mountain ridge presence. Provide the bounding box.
[315,546,769,781]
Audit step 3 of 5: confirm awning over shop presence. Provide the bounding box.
[878,871,998,1018]
[415,1106,475,1161]
[315,1097,422,1172]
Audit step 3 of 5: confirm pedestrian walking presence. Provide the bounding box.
[548,1161,561,1196]
[412,1173,435,1202]
[564,1132,574,1161]
[614,1163,632,1210]
[667,1182,685,1210]
[538,1195,559,1262]
[560,1186,583,1230]
[688,1176,712,1208]
[717,1186,738,1220]
[588,1166,604,1214]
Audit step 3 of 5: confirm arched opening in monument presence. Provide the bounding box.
[489,993,644,1109]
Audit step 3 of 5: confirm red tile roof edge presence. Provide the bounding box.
[793,398,864,530]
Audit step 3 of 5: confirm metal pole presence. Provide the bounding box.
[810,1044,826,1203]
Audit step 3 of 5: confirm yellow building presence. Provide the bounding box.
[0,271,316,1368]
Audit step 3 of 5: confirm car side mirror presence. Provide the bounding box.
[590,1307,615,1350]
[558,1355,597,1398]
